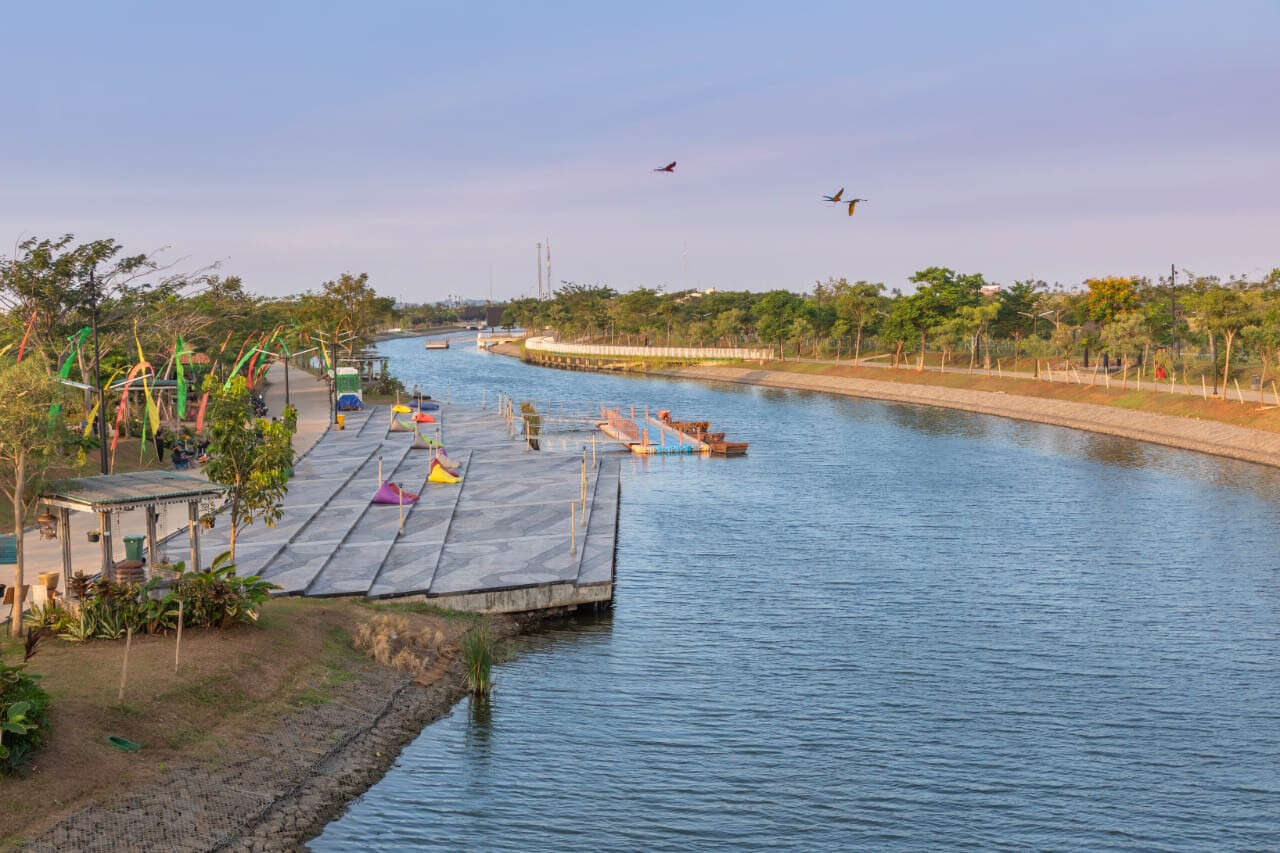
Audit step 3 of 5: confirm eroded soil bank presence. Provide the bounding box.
[10,600,555,852]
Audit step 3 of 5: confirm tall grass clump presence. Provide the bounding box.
[519,402,540,450]
[461,620,494,695]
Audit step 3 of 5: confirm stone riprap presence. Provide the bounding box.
[163,403,619,612]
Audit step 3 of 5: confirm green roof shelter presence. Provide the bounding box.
[39,471,225,586]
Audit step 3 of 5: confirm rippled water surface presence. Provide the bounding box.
[314,336,1280,850]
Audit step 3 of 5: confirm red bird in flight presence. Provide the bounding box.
[653,161,676,172]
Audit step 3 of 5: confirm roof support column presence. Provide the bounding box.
[58,508,72,594]
[100,510,113,580]
[145,506,160,573]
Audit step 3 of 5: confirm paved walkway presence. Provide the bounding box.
[668,365,1280,469]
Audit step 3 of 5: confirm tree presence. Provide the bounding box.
[318,272,380,357]
[1083,276,1140,325]
[754,291,802,358]
[832,280,885,363]
[906,267,986,371]
[956,303,1000,371]
[203,376,294,562]
[0,360,67,637]
[1101,311,1148,389]
[993,279,1043,342]
[1186,283,1253,396]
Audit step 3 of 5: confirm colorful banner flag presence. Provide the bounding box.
[175,335,188,419]
[16,309,37,362]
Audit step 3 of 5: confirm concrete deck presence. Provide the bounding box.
[163,402,621,614]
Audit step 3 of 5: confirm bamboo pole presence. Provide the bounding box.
[1272,380,1279,406]
[118,627,133,702]
[1201,375,1208,400]
[175,599,183,673]
[1234,378,1244,403]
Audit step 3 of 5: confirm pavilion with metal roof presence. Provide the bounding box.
[39,471,225,585]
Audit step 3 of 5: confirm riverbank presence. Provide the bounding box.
[493,345,1280,468]
[6,598,511,851]
[373,324,465,342]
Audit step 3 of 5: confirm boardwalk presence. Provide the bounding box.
[164,403,620,612]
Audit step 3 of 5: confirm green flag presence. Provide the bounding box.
[176,335,188,419]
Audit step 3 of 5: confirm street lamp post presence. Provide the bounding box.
[87,267,110,476]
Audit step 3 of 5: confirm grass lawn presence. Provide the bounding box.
[0,597,467,845]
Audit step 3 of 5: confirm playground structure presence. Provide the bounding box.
[334,366,363,410]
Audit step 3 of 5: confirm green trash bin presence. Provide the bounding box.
[123,535,146,562]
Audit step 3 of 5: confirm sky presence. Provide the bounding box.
[2,1,1278,301]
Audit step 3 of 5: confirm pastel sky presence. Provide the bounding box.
[3,1,1277,301]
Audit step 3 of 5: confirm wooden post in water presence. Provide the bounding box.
[570,501,577,554]
[378,456,383,488]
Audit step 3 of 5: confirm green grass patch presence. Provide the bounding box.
[357,599,477,624]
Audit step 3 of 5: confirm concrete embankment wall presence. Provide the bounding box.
[661,365,1280,469]
[525,335,770,360]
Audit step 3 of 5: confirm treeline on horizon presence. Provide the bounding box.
[7,234,1280,394]
[503,265,1280,387]
[0,235,479,384]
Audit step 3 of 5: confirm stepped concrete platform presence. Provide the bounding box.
[164,402,620,614]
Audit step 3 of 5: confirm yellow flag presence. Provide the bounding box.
[134,323,160,434]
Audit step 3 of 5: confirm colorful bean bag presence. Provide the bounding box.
[373,480,419,504]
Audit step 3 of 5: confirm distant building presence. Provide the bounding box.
[980,284,1003,296]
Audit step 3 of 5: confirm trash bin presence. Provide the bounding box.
[123,535,146,562]
[336,414,346,430]
[1251,374,1262,391]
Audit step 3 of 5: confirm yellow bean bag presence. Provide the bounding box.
[428,458,460,484]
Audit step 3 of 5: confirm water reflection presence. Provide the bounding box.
[465,696,492,752]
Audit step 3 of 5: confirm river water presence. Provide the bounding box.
[313,334,1280,850]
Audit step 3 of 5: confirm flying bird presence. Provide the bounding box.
[653,161,676,172]
[823,188,844,203]
[846,198,867,216]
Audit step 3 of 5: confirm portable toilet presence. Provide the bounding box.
[334,367,363,411]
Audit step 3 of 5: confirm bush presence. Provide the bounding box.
[173,552,277,628]
[29,552,278,644]
[519,402,541,450]
[0,656,50,774]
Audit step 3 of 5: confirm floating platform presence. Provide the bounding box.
[424,339,450,350]
[163,403,619,614]
[597,407,708,455]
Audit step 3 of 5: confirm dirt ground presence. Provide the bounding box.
[0,597,477,849]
